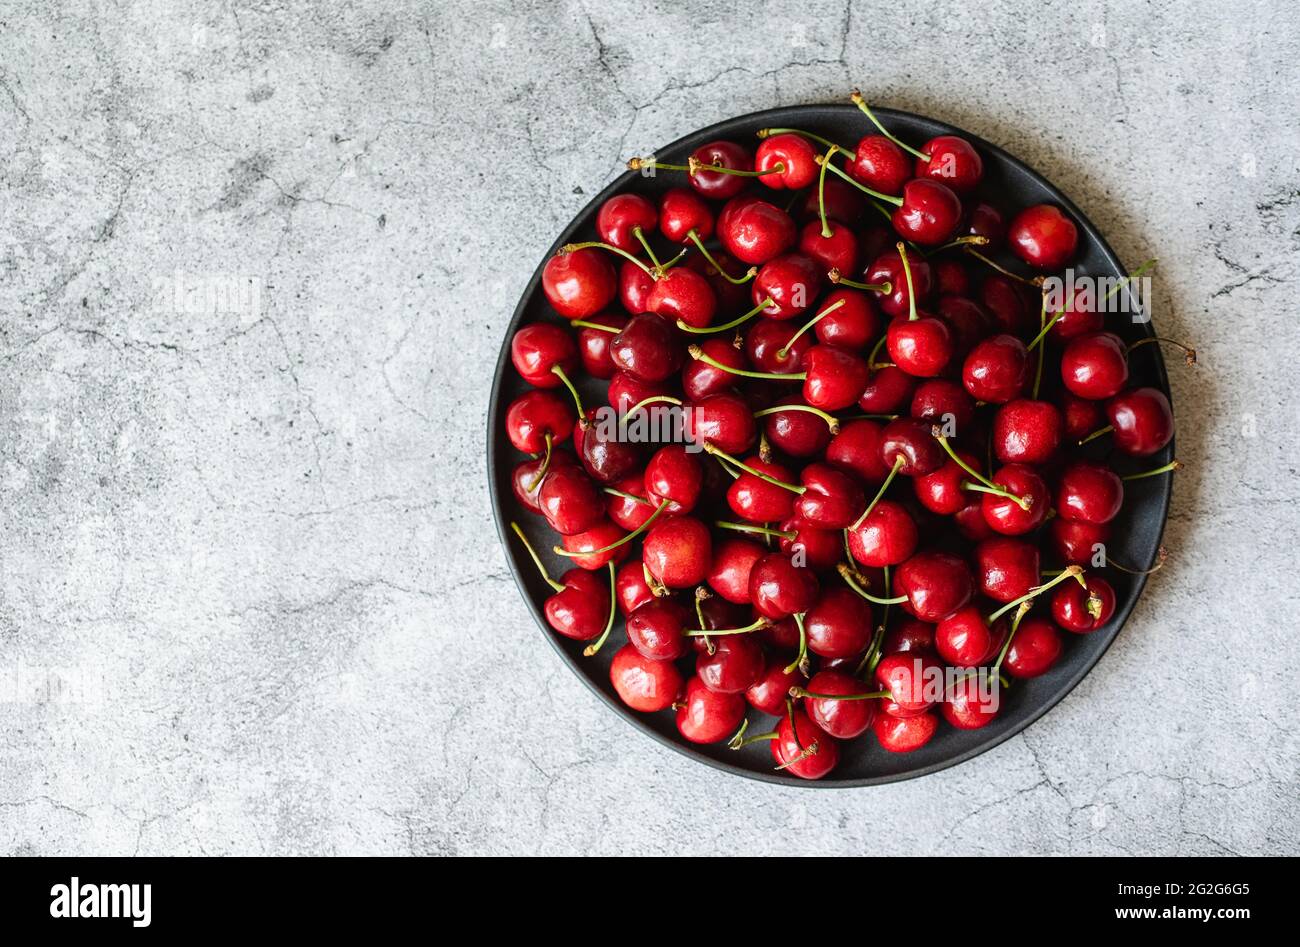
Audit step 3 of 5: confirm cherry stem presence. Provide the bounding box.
[1121,459,1182,481]
[1025,306,1063,352]
[731,728,779,750]
[850,90,929,161]
[838,562,908,606]
[1032,293,1047,399]
[1127,336,1198,366]
[963,480,1031,510]
[553,500,670,557]
[897,242,918,321]
[1107,545,1168,576]
[686,615,767,637]
[603,486,653,507]
[866,332,890,370]
[1078,424,1114,446]
[754,403,840,434]
[777,297,847,359]
[510,521,565,593]
[789,687,892,701]
[819,156,904,207]
[677,295,772,334]
[827,268,891,293]
[625,394,683,416]
[632,226,661,270]
[817,144,839,237]
[562,241,654,277]
[1104,258,1158,313]
[927,235,990,256]
[757,127,847,152]
[525,432,553,494]
[643,562,668,596]
[783,612,811,676]
[629,156,784,179]
[935,433,994,489]
[774,739,820,772]
[657,247,689,273]
[991,601,1033,675]
[694,588,716,654]
[964,248,1043,287]
[849,455,904,531]
[582,562,619,657]
[570,319,620,333]
[701,443,805,494]
[686,230,758,285]
[688,343,806,381]
[715,520,797,541]
[551,364,585,418]
[988,565,1085,622]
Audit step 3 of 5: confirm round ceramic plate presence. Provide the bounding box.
[487,104,1173,786]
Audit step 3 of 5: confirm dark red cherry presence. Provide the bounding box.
[693,597,749,647]
[619,260,655,314]
[579,410,642,484]
[676,676,746,743]
[933,259,973,296]
[778,517,842,571]
[850,135,910,195]
[659,186,714,243]
[974,536,1040,603]
[771,709,840,779]
[606,473,656,532]
[873,709,939,752]
[1061,392,1105,441]
[878,417,944,476]
[647,267,717,329]
[726,456,798,522]
[538,464,604,535]
[856,223,893,266]
[746,660,803,716]
[1003,617,1063,678]
[697,635,765,694]
[511,322,579,388]
[802,670,878,739]
[795,463,866,529]
[981,464,1050,535]
[935,604,1006,666]
[1049,517,1110,566]
[934,295,990,359]
[966,202,1005,249]
[867,250,933,319]
[799,219,858,275]
[607,370,672,416]
[954,499,994,542]
[1048,283,1103,341]
[753,252,822,319]
[763,396,834,457]
[915,136,982,192]
[891,179,961,246]
[616,560,656,616]
[895,550,974,622]
[993,399,1062,464]
[542,247,617,319]
[644,444,704,514]
[684,141,755,201]
[887,314,953,378]
[544,568,611,641]
[1052,574,1116,633]
[610,312,683,382]
[912,446,981,516]
[683,337,745,400]
[804,586,872,659]
[755,132,818,189]
[760,615,802,651]
[611,644,683,712]
[1061,331,1128,400]
[685,249,751,312]
[719,196,796,265]
[859,365,915,413]
[962,333,1029,404]
[826,419,889,484]
[981,273,1035,336]
[626,597,691,661]
[749,553,819,620]
[746,317,810,373]
[512,450,574,513]
[559,520,630,571]
[813,288,878,349]
[506,389,574,453]
[874,651,942,717]
[1008,204,1078,270]
[941,679,999,730]
[576,312,626,379]
[707,537,764,604]
[685,392,757,455]
[911,379,976,435]
[597,193,657,254]
[1057,461,1123,524]
[884,617,936,655]
[802,345,869,412]
[848,500,918,568]
[643,516,712,589]
[1107,387,1174,456]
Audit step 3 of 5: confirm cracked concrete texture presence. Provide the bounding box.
[1,0,1297,856]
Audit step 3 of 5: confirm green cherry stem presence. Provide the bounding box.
[935,433,995,489]
[688,343,806,382]
[715,520,797,541]
[838,562,908,606]
[776,297,847,358]
[562,241,655,277]
[789,687,892,701]
[632,226,662,270]
[694,586,716,654]
[848,455,905,531]
[701,443,805,494]
[603,486,653,507]
[510,521,565,593]
[525,432,553,494]
[628,155,785,179]
[991,601,1033,675]
[677,295,772,334]
[849,90,929,161]
[1127,336,1198,366]
[757,127,849,152]
[553,500,670,557]
[1121,460,1182,481]
[625,394,683,416]
[783,612,811,676]
[686,615,768,637]
[686,230,758,285]
[1032,293,1047,399]
[897,242,918,321]
[570,318,621,333]
[988,565,1085,623]
[731,727,779,750]
[582,561,619,656]
[819,156,904,207]
[963,481,1031,510]
[866,332,890,370]
[964,248,1043,287]
[817,144,840,237]
[551,364,585,418]
[926,235,990,256]
[1078,424,1114,446]
[827,268,891,293]
[753,403,841,434]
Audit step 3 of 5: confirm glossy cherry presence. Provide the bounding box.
[771,709,840,779]
[625,597,691,661]
[676,676,746,744]
[619,260,655,314]
[719,196,797,265]
[683,337,745,400]
[1061,392,1105,441]
[597,193,657,254]
[659,187,714,243]
[544,568,611,641]
[859,365,916,413]
[848,500,918,567]
[511,323,579,389]
[799,345,869,412]
[707,536,764,604]
[826,419,889,484]
[993,399,1062,464]
[981,464,1050,535]
[697,635,765,694]
[778,516,842,570]
[916,135,983,192]
[685,392,758,455]
[755,132,818,189]
[746,660,804,716]
[753,252,821,319]
[884,617,936,655]
[647,267,717,329]
[1049,517,1110,566]
[1061,331,1128,400]
[611,644,683,712]
[506,389,574,453]
[812,288,878,349]
[804,586,872,659]
[878,417,945,475]
[749,553,819,620]
[642,516,712,588]
[1052,574,1116,633]
[799,219,858,275]
[867,250,932,319]
[575,313,626,379]
[795,463,866,529]
[851,135,911,195]
[894,550,974,622]
[1048,283,1103,341]
[891,179,962,246]
[1058,461,1124,524]
[559,520,630,571]
[542,247,617,319]
[873,709,939,752]
[913,446,981,515]
[974,536,1041,603]
[726,455,798,522]
[941,678,1000,730]
[802,670,878,739]
[1003,617,1063,678]
[616,559,656,616]
[963,334,1029,404]
[888,313,953,378]
[746,317,810,373]
[874,651,942,717]
[935,605,1006,666]
[537,464,604,535]
[1008,204,1077,270]
[610,312,683,382]
[1107,387,1174,456]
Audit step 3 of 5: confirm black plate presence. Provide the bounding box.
[487,104,1172,786]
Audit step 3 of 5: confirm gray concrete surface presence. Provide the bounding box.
[1,0,1297,856]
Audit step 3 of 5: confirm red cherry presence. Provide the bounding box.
[974,536,1040,603]
[644,444,703,514]
[867,250,933,319]
[848,500,918,567]
[542,247,617,319]
[802,670,878,738]
[719,196,796,265]
[887,314,953,378]
[915,136,982,192]
[1107,387,1174,456]
[966,202,1005,250]
[812,288,878,349]
[859,365,916,413]
[980,273,1035,335]
[659,187,713,243]
[799,176,866,225]
[506,389,574,453]
[1049,283,1104,341]
[850,135,910,195]
[778,517,842,571]
[963,334,1029,404]
[891,179,962,246]
[619,260,655,314]
[911,378,976,435]
[771,709,840,779]
[1003,617,1063,678]
[1061,392,1105,441]
[611,644,683,712]
[683,337,745,400]
[697,636,765,694]
[954,499,994,542]
[559,520,630,571]
[610,312,684,382]
[626,597,691,660]
[884,617,936,655]
[1057,461,1123,524]
[795,463,866,529]
[749,553,819,620]
[1049,517,1110,566]
[708,537,765,604]
[934,295,991,359]
[544,568,611,641]
[575,312,626,379]
[934,259,973,297]
[676,676,746,743]
[746,317,810,373]
[802,345,869,412]
[597,193,657,254]
[685,392,757,455]
[512,449,576,513]
[878,417,945,475]
[1008,204,1078,270]
[685,141,755,201]
[746,659,803,716]
[579,405,643,483]
[874,651,942,717]
[799,219,858,275]
[981,463,1050,535]
[647,267,717,329]
[686,249,751,312]
[935,604,1006,666]
[511,322,579,388]
[615,560,656,616]
[726,455,798,522]
[1061,331,1128,400]
[753,252,822,319]
[912,446,981,515]
[642,516,712,588]
[606,473,656,531]
[895,550,974,622]
[993,399,1062,464]
[538,464,604,535]
[755,132,818,189]
[1052,575,1116,633]
[763,396,833,457]
[805,586,872,659]
[826,419,889,484]
[607,370,672,416]
[873,709,939,752]
[941,678,1000,730]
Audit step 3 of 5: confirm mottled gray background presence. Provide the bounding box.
[1,0,1297,856]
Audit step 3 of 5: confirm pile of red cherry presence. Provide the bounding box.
[502,94,1182,779]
